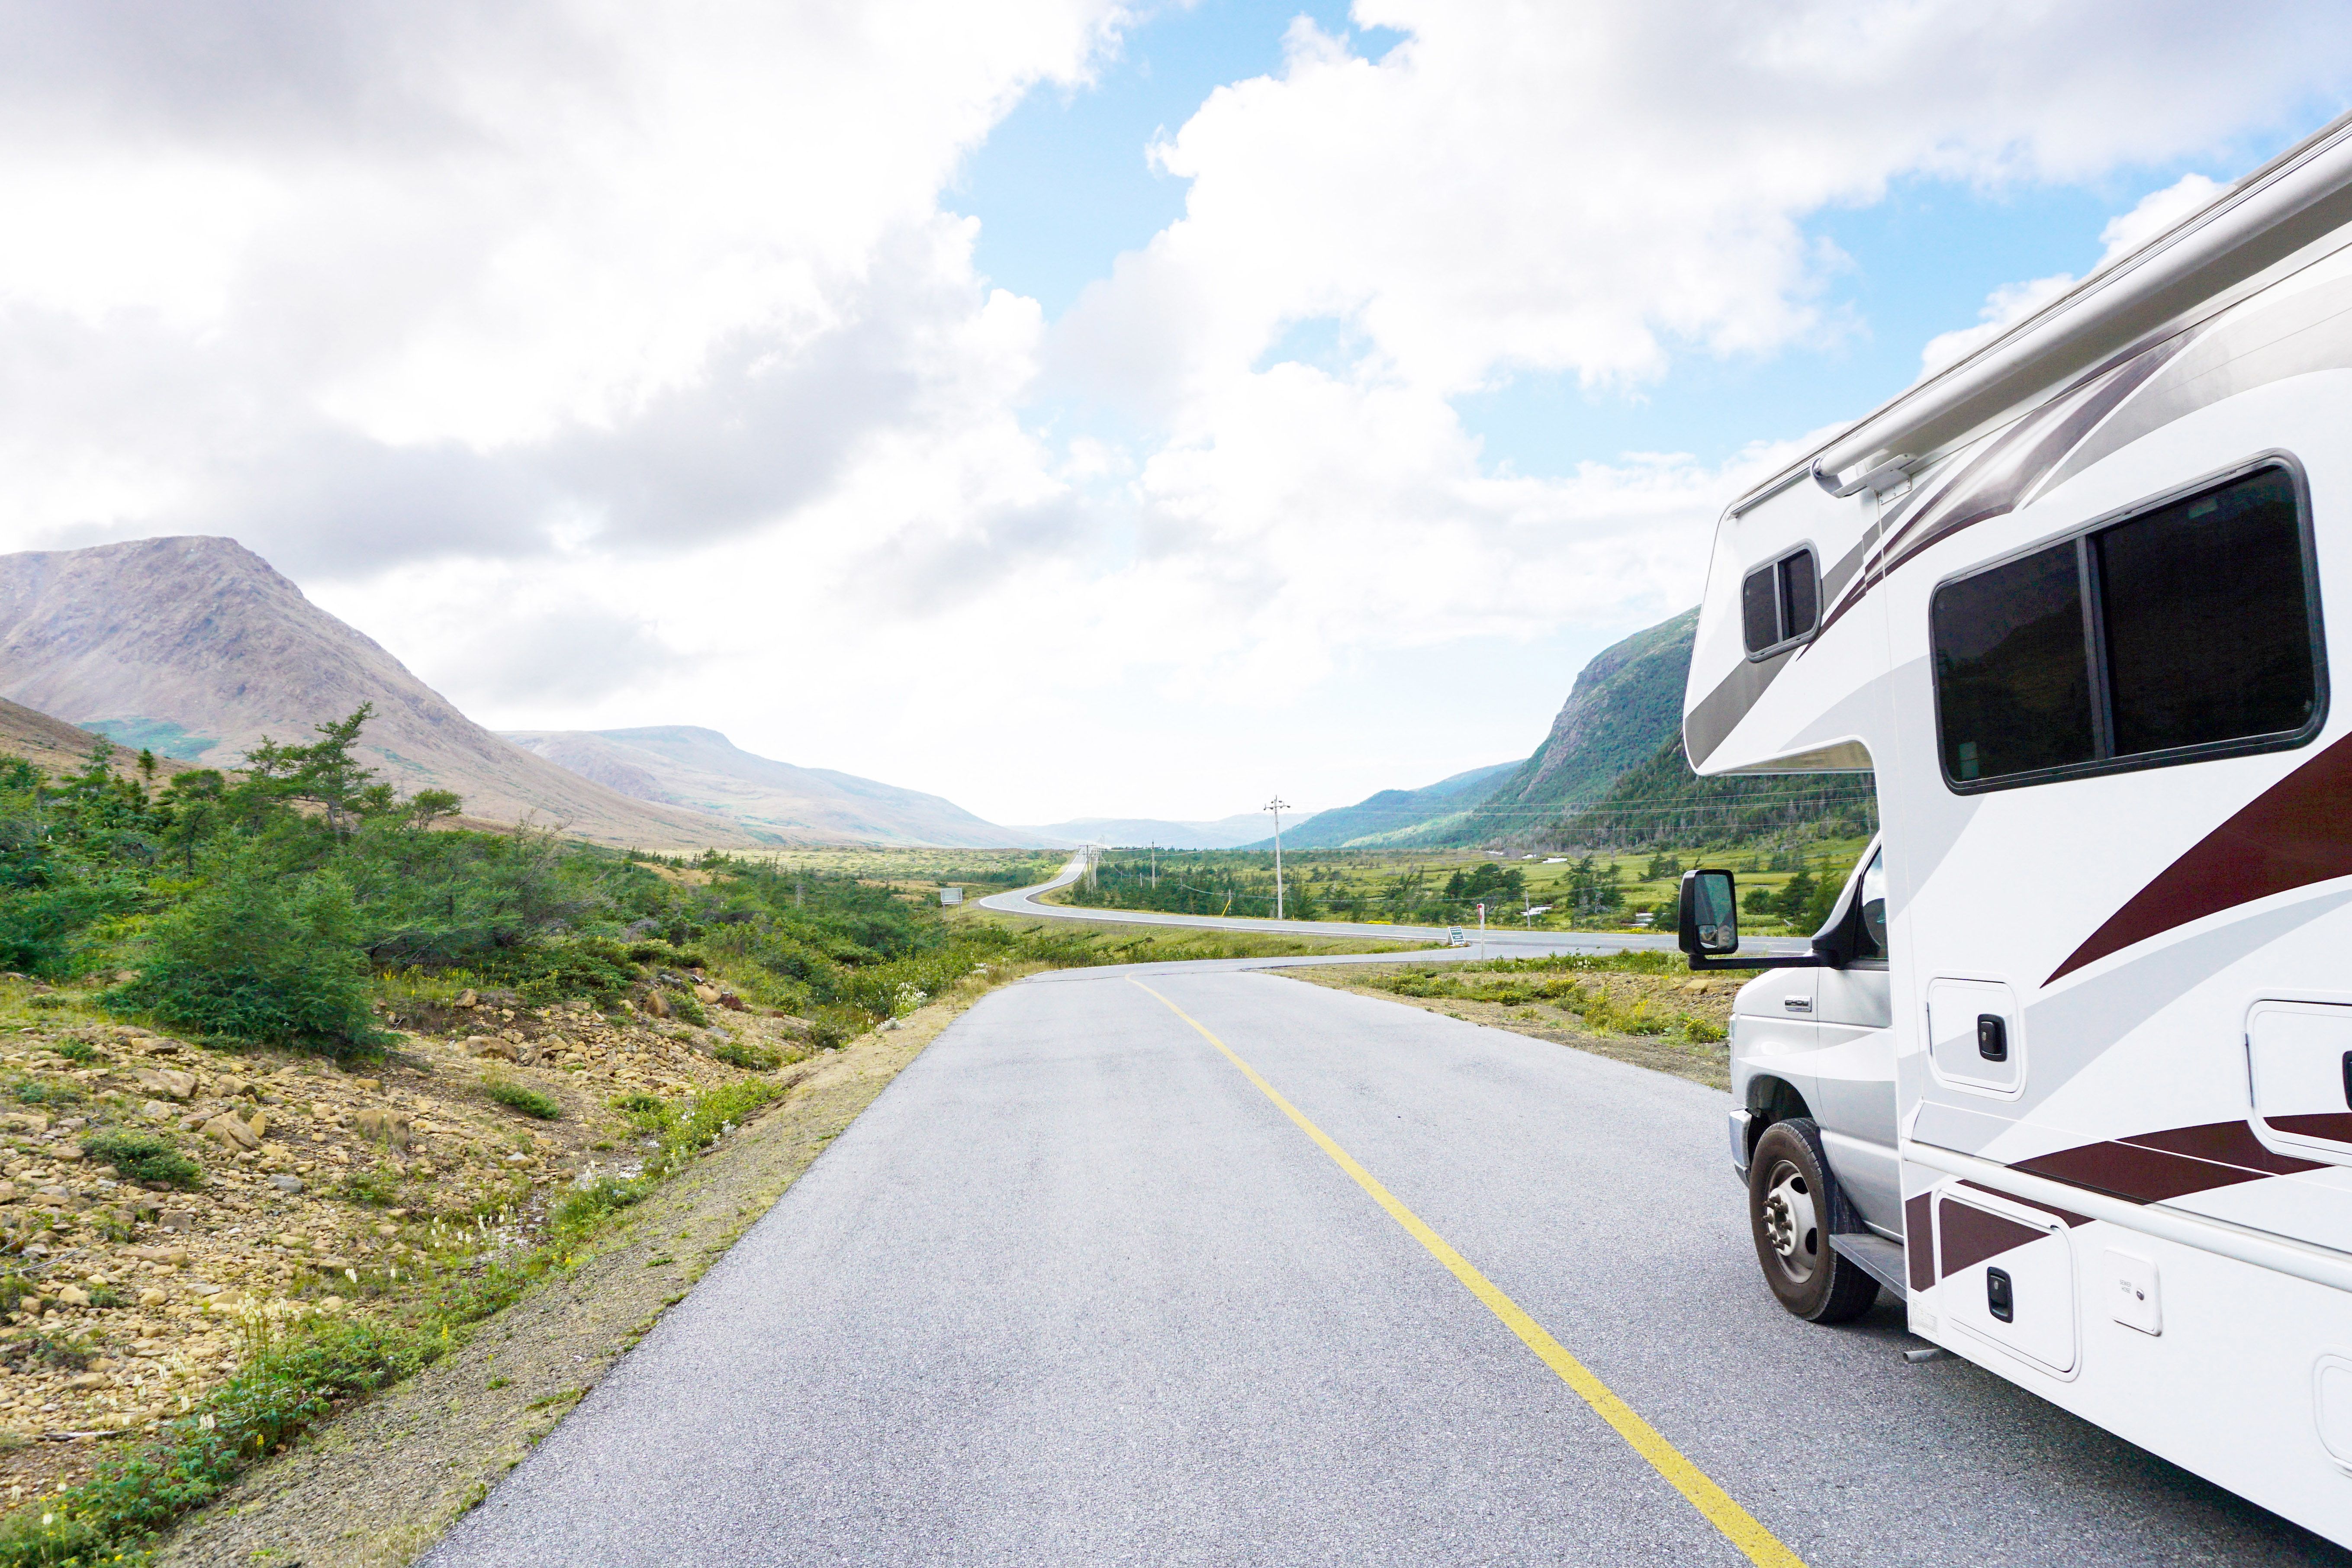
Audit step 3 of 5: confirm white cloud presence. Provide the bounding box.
[1918,272,2080,378]
[1918,172,2232,376]
[2096,171,2229,267]
[0,1,2347,823]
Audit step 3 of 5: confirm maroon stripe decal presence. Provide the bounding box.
[1904,1191,1935,1292]
[2010,1119,2324,1204]
[1958,1179,2088,1228]
[2047,731,2352,984]
[1937,1198,2049,1279]
[2124,1120,2323,1175]
[2268,1111,2352,1143]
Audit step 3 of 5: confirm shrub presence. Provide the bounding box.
[553,1176,650,1241]
[1685,1017,1727,1043]
[711,1039,779,1072]
[508,938,640,1008]
[610,1091,662,1115]
[106,855,386,1057]
[49,1040,99,1065]
[484,1079,561,1120]
[13,1080,77,1105]
[338,1164,404,1207]
[82,1129,204,1189]
[809,1006,863,1050]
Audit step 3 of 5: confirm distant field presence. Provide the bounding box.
[1051,838,1876,937]
[715,845,1066,889]
[960,906,1441,963]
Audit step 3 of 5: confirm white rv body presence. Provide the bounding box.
[1692,112,2352,1544]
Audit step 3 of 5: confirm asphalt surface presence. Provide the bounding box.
[978,853,1810,960]
[427,964,2348,1567]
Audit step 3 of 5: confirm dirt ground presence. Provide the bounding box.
[1275,961,1741,1090]
[149,995,968,1567]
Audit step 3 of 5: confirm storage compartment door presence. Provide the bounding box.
[2250,1001,2352,1161]
[1935,1189,2076,1374]
[1925,978,2022,1096]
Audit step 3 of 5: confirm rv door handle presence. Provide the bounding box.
[1977,1014,2008,1063]
[2342,1050,2351,1109]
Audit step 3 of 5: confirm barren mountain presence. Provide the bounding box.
[502,727,1037,848]
[0,536,761,850]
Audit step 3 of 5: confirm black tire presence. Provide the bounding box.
[1747,1117,1879,1323]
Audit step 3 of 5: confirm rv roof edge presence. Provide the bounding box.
[1812,109,2352,493]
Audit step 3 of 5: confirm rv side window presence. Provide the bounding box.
[2096,466,2316,755]
[1931,462,2322,790]
[1932,541,2095,783]
[1741,547,1820,656]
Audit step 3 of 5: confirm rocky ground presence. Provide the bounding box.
[149,984,984,1567]
[0,967,822,1509]
[1276,961,1742,1089]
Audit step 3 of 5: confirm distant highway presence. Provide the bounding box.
[978,852,1812,960]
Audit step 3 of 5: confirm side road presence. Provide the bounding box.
[979,854,1811,958]
[150,999,967,1568]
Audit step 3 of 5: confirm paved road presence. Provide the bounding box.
[428,965,2346,1566]
[979,853,1810,960]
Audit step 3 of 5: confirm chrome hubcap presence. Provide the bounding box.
[1761,1162,1819,1281]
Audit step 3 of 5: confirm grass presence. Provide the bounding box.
[80,1129,205,1189]
[1365,950,1728,1042]
[961,908,1436,965]
[0,1073,797,1566]
[711,1040,782,1072]
[1035,838,1877,937]
[483,1079,563,1121]
[0,1312,434,1568]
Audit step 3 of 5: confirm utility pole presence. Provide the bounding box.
[1150,842,1157,889]
[1264,796,1289,920]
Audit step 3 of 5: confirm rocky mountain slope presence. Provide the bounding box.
[1437,609,1700,844]
[502,727,1037,848]
[0,536,761,851]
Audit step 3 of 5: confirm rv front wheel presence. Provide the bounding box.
[1748,1118,1879,1323]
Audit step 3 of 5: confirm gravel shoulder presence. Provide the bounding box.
[1271,960,1738,1089]
[148,998,968,1568]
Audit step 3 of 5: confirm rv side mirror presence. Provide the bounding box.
[1679,869,1740,958]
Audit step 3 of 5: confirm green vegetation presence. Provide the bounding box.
[483,1079,563,1120]
[0,1311,438,1568]
[0,710,1332,1065]
[1364,950,1727,1042]
[1052,836,1870,937]
[711,1039,782,1072]
[80,1128,205,1189]
[0,1070,808,1566]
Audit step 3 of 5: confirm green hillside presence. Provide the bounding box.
[1437,609,1698,843]
[1563,735,1877,849]
[1249,761,1515,850]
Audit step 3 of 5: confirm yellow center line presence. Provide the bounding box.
[1130,978,1805,1568]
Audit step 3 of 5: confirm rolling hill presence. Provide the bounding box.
[1013,813,1277,850]
[502,727,1041,849]
[0,535,763,851]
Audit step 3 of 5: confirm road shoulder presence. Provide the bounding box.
[148,998,971,1568]
[1273,961,1735,1090]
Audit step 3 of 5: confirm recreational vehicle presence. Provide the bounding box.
[1682,109,2352,1545]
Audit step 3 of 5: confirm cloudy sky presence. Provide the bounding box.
[2,2,2348,827]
